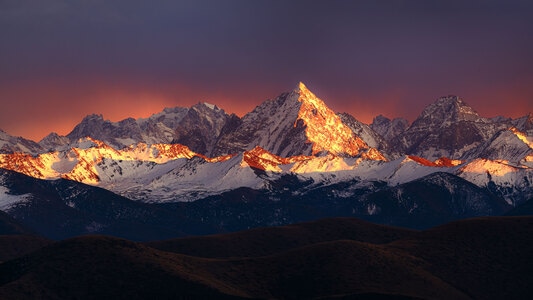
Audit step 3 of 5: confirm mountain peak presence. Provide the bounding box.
[395,95,505,160]
[38,132,69,149]
[192,102,220,111]
[296,81,309,92]
[419,95,480,123]
[290,82,371,156]
[212,82,377,158]
[162,106,187,114]
[82,113,105,122]
[294,81,318,100]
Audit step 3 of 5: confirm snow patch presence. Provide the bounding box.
[0,186,31,211]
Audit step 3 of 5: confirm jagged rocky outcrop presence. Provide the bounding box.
[339,112,395,158]
[172,103,233,156]
[370,114,409,143]
[54,103,233,153]
[0,129,43,154]
[462,127,533,163]
[213,82,381,158]
[391,96,509,160]
[38,132,70,151]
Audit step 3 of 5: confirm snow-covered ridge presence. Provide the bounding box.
[38,102,232,155]
[2,135,530,203]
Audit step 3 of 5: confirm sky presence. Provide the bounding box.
[1,0,532,141]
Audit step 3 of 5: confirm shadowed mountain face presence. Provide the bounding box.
[0,167,521,241]
[0,210,33,236]
[390,96,507,160]
[0,216,531,300]
[362,172,510,228]
[506,197,533,216]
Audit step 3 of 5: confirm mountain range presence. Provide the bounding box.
[1,82,532,299]
[0,82,532,239]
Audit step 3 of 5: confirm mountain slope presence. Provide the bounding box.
[0,129,42,154]
[0,207,51,263]
[457,158,533,206]
[512,113,533,134]
[462,127,532,163]
[392,95,507,160]
[390,216,533,300]
[0,235,51,263]
[362,172,510,228]
[213,82,381,158]
[0,236,246,300]
[59,103,234,153]
[0,168,184,240]
[171,102,233,156]
[66,109,184,150]
[147,217,416,258]
[66,114,143,149]
[370,114,409,143]
[0,210,34,235]
[338,112,393,157]
[1,216,531,300]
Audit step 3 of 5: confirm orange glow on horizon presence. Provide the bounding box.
[0,78,531,142]
[0,79,260,142]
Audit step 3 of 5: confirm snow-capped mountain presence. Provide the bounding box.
[65,114,142,149]
[39,132,70,152]
[512,113,533,134]
[337,112,394,157]
[213,82,384,158]
[171,102,234,156]
[0,82,532,239]
[392,95,509,160]
[457,158,533,205]
[0,139,375,202]
[462,127,533,163]
[0,129,43,154]
[51,103,233,153]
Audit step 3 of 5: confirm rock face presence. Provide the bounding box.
[339,112,393,158]
[0,129,43,154]
[463,128,532,163]
[58,104,234,154]
[35,83,386,159]
[213,82,375,157]
[172,103,232,156]
[512,113,533,134]
[391,96,508,160]
[370,114,409,143]
[66,114,144,149]
[38,132,70,151]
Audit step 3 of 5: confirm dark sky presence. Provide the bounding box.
[1,0,532,141]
